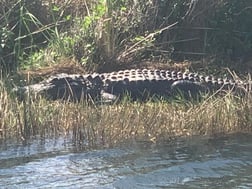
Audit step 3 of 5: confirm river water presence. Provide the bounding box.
[0,133,251,189]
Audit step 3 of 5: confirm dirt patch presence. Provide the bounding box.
[19,59,193,80]
[18,56,251,81]
[19,58,87,80]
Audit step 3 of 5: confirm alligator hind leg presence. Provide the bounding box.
[171,80,208,101]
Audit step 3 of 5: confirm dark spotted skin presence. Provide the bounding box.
[14,73,103,101]
[13,69,251,102]
[100,69,249,101]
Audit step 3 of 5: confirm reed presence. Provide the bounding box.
[0,81,251,147]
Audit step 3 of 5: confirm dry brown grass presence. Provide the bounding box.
[18,57,193,82]
[1,78,251,147]
[18,58,87,80]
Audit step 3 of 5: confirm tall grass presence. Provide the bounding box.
[0,0,53,73]
[0,81,251,146]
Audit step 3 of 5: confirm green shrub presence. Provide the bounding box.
[1,0,252,74]
[0,0,52,73]
[0,0,78,73]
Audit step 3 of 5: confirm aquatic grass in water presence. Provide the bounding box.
[0,82,251,147]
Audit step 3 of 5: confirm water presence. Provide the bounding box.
[0,134,252,189]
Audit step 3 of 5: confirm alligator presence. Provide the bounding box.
[13,69,251,103]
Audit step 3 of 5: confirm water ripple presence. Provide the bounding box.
[0,134,251,188]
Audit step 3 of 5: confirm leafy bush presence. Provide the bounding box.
[1,0,252,74]
[0,0,81,73]
[0,0,52,73]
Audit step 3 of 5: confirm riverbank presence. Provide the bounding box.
[1,78,251,147]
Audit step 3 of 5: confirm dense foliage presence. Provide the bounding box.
[0,0,252,74]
